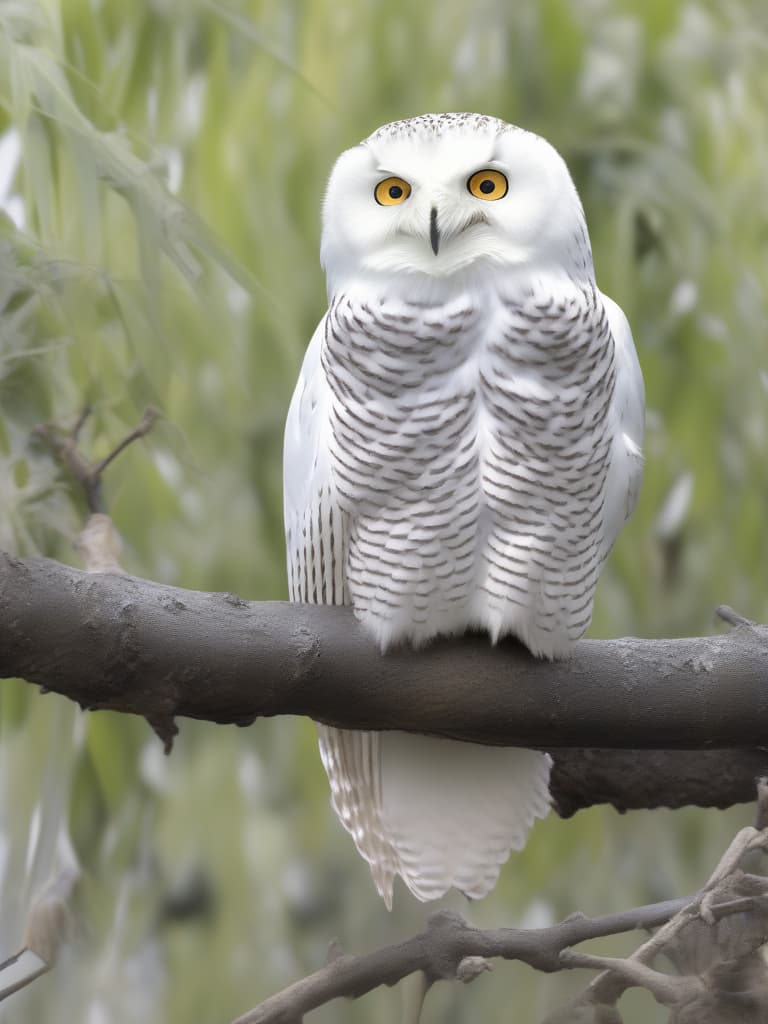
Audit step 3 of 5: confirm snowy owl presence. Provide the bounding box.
[283,113,644,908]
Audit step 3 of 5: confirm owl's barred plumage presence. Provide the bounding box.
[284,113,644,906]
[323,280,618,655]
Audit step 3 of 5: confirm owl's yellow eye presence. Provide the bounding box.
[375,177,411,206]
[467,169,508,201]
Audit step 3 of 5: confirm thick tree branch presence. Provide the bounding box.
[3,552,768,746]
[2,552,768,814]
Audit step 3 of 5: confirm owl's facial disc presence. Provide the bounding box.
[320,122,593,290]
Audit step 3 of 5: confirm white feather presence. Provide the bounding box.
[284,319,553,907]
[283,113,644,905]
[599,293,645,559]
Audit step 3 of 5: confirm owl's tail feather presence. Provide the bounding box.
[317,725,551,908]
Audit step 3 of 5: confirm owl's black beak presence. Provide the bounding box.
[430,207,440,255]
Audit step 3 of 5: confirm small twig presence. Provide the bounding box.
[71,404,92,442]
[34,416,105,513]
[698,826,760,918]
[705,894,764,916]
[716,605,756,630]
[91,407,159,478]
[0,949,48,1004]
[559,951,701,1007]
[548,787,768,1021]
[754,776,768,830]
[35,406,159,515]
[0,866,79,1003]
[35,405,160,573]
[399,971,431,1024]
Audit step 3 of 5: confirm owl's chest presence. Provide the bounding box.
[322,283,613,506]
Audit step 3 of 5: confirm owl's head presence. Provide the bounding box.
[320,113,593,294]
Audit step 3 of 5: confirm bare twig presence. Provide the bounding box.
[399,971,431,1024]
[0,867,79,1003]
[547,796,768,1022]
[716,605,756,630]
[71,404,92,442]
[91,406,159,478]
[34,406,159,515]
[34,417,105,514]
[34,406,159,573]
[230,897,699,1024]
[558,950,702,1006]
[754,776,768,830]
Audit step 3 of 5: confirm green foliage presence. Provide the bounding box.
[0,1,767,1021]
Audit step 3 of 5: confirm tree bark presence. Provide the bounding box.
[2,551,767,814]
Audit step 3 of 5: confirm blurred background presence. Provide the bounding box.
[0,0,767,1021]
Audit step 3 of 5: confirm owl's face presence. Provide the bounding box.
[320,114,591,293]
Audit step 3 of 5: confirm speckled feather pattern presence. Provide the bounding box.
[367,112,514,143]
[321,277,615,656]
[283,114,644,906]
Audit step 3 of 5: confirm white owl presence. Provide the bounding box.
[283,113,644,908]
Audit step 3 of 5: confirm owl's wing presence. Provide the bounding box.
[283,318,344,604]
[600,293,645,559]
[283,319,401,904]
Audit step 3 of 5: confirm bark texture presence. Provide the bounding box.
[2,552,767,814]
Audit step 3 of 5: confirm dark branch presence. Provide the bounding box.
[2,553,768,815]
[230,898,695,1024]
[230,801,768,1024]
[549,747,768,818]
[91,406,159,477]
[545,808,768,1023]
